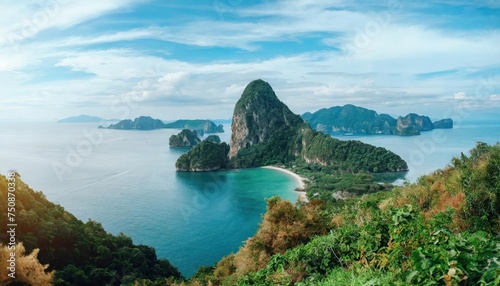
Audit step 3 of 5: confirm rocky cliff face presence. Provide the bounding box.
[395,113,434,135]
[229,79,302,158]
[169,129,201,147]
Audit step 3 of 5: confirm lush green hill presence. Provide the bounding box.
[176,141,230,171]
[183,142,500,285]
[0,175,183,285]
[302,104,453,136]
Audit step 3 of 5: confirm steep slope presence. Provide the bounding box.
[176,79,407,173]
[229,79,302,158]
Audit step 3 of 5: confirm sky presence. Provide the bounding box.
[0,0,499,122]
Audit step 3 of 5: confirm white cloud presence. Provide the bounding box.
[454,91,466,100]
[0,0,499,121]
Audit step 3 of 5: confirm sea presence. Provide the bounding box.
[0,120,498,277]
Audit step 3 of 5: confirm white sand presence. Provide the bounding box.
[261,166,309,202]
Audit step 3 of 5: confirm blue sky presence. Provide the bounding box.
[0,0,499,121]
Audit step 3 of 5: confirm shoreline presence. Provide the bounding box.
[261,166,309,202]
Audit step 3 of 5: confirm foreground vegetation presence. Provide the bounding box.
[182,142,499,285]
[0,176,183,285]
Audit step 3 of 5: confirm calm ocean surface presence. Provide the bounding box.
[0,122,298,277]
[0,120,498,276]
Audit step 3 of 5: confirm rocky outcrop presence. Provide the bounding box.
[229,79,302,158]
[433,118,453,129]
[169,129,201,147]
[395,113,433,135]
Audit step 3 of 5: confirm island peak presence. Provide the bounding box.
[177,80,408,173]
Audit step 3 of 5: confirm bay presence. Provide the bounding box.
[0,122,298,277]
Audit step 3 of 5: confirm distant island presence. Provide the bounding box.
[176,79,408,172]
[302,104,453,136]
[58,114,119,123]
[164,119,224,133]
[100,116,224,133]
[100,116,166,130]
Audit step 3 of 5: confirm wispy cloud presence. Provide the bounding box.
[0,0,498,121]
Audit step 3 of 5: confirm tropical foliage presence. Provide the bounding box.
[230,122,408,173]
[184,142,500,285]
[0,175,183,286]
[176,141,230,171]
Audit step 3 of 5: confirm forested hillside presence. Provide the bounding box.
[183,142,500,285]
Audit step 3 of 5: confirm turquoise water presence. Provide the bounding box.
[332,121,499,182]
[0,120,498,276]
[0,122,298,277]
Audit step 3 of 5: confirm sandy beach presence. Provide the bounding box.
[261,166,309,202]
